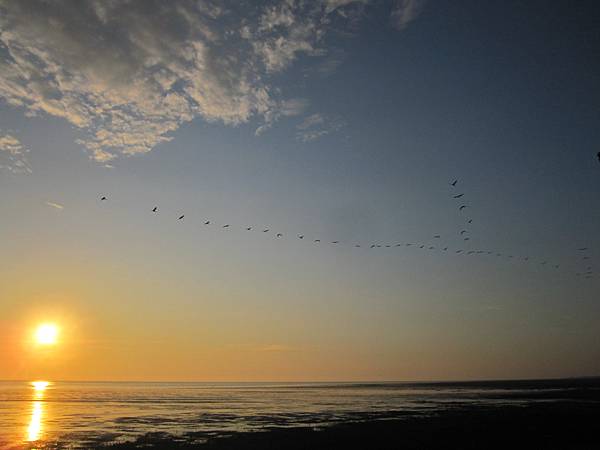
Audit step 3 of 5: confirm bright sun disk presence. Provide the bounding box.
[35,324,59,345]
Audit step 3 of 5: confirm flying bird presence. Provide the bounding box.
[443,247,448,251]
[370,244,376,248]
[100,196,107,201]
[450,179,458,186]
[460,230,468,235]
[263,229,269,232]
[355,244,361,248]
[464,237,470,241]
[467,219,473,224]
[204,221,210,225]
[456,250,463,253]
[178,215,185,220]
[332,241,339,244]
[298,235,304,239]
[276,233,283,237]
[246,227,252,231]
[453,194,464,199]
[152,207,158,212]
[314,239,321,243]
[434,235,441,239]
[597,152,600,163]
[222,224,230,228]
[577,248,588,251]
[459,205,469,211]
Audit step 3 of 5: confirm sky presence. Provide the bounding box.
[1,0,599,382]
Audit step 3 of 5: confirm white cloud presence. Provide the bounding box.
[45,201,64,210]
[296,113,345,142]
[0,132,31,173]
[390,0,425,30]
[0,1,418,163]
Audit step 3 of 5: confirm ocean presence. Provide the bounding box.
[0,378,598,449]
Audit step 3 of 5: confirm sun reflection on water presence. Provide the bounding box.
[27,381,50,442]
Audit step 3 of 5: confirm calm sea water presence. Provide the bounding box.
[0,379,598,449]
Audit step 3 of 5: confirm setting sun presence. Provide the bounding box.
[34,324,59,346]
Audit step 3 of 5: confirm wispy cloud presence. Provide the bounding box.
[45,201,64,210]
[296,113,346,142]
[255,344,297,353]
[390,0,425,30]
[0,132,31,173]
[0,1,417,163]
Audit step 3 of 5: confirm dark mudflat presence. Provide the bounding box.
[107,401,599,450]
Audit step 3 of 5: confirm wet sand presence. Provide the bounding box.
[107,400,599,450]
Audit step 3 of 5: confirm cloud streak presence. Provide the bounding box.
[45,201,64,210]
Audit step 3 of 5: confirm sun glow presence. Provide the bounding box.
[34,324,59,346]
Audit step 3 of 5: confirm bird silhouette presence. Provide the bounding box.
[332,241,339,244]
[459,205,469,211]
[100,196,107,201]
[460,230,468,235]
[355,244,361,248]
[419,245,425,248]
[434,235,441,239]
[578,248,588,251]
[178,215,184,220]
[263,229,269,232]
[456,250,463,253]
[298,235,304,239]
[152,207,158,212]
[204,221,210,225]
[453,194,464,199]
[314,239,321,243]
[464,237,470,241]
[467,219,473,224]
[222,224,230,228]
[370,244,376,248]
[450,179,458,186]
[276,233,283,237]
[246,227,252,231]
[597,152,600,163]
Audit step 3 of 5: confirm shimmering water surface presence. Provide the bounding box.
[0,379,598,448]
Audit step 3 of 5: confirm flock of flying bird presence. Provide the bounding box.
[98,175,596,280]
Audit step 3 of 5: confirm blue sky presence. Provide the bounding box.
[1,0,599,381]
